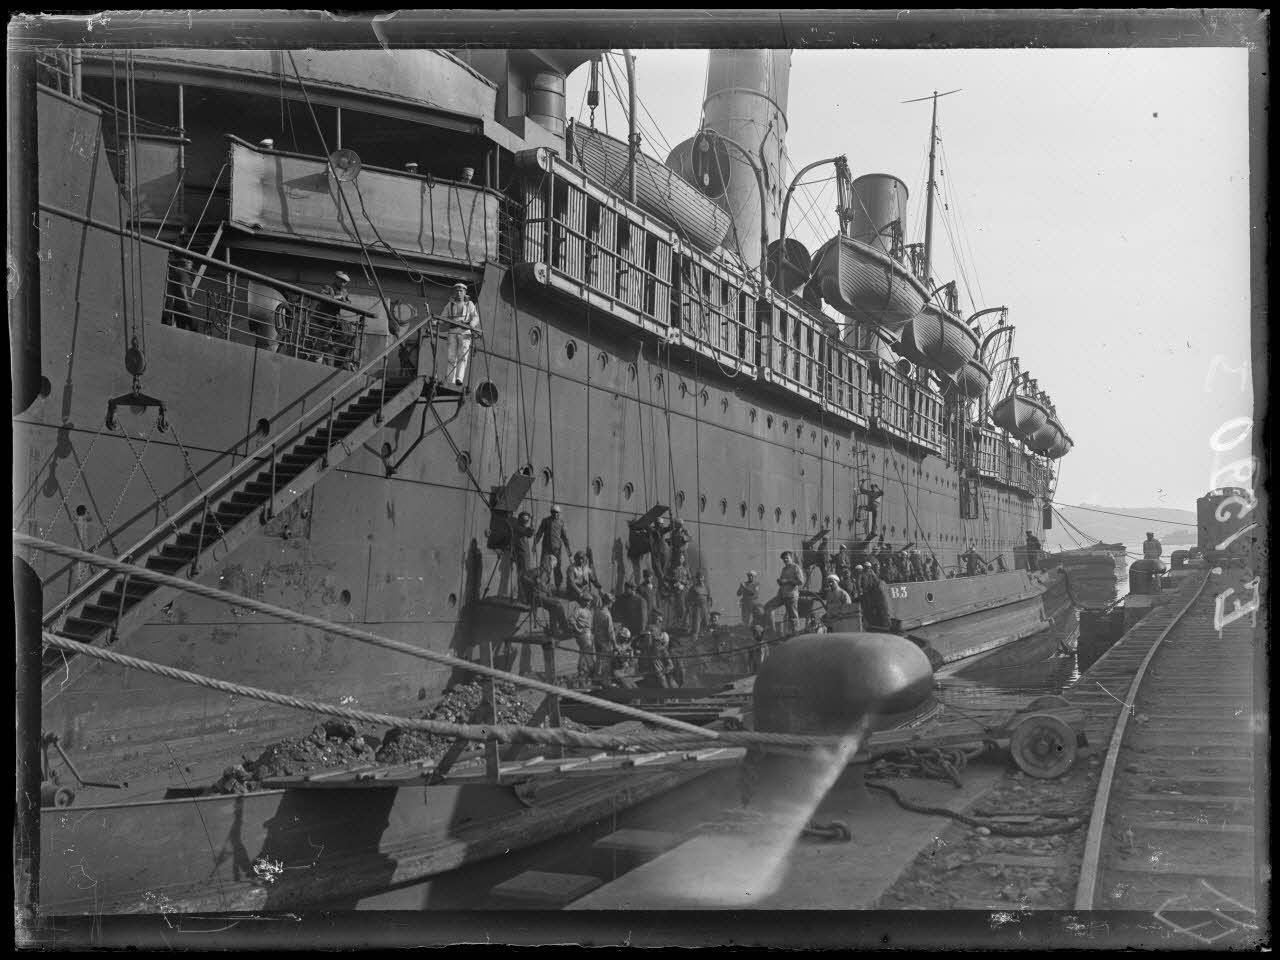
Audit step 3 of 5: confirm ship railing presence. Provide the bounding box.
[40,312,435,628]
[758,288,827,406]
[871,360,913,441]
[514,146,678,339]
[675,247,758,374]
[974,426,1003,479]
[161,257,367,369]
[824,340,872,427]
[35,50,79,97]
[910,385,945,455]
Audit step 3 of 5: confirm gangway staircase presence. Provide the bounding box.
[41,317,456,683]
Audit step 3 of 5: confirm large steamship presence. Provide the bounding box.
[15,45,1076,909]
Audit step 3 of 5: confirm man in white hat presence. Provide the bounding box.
[311,269,354,366]
[822,572,852,609]
[442,281,482,385]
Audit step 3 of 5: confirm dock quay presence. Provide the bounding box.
[425,563,1264,934]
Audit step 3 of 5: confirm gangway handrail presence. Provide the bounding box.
[40,311,436,627]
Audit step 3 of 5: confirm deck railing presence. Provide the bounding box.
[162,257,366,368]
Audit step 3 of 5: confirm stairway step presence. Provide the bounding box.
[229,491,269,508]
[77,603,121,624]
[158,543,199,561]
[61,617,108,640]
[145,555,191,573]
[97,591,146,612]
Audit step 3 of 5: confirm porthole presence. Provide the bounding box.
[749,408,758,422]
[623,482,634,500]
[679,381,689,398]
[757,504,765,520]
[448,593,457,607]
[699,494,707,512]
[75,504,88,517]
[528,325,542,346]
[598,351,609,370]
[790,510,798,524]
[926,592,935,603]
[340,589,352,606]
[38,377,52,399]
[810,513,818,527]
[541,468,553,487]
[654,374,664,390]
[701,389,710,406]
[766,415,774,429]
[835,440,841,451]
[627,363,638,381]
[720,498,728,515]
[520,463,534,477]
[456,451,472,473]
[675,491,685,509]
[721,396,729,412]
[823,435,830,447]
[836,517,843,530]
[810,429,817,442]
[781,420,789,433]
[592,476,604,496]
[565,340,577,360]
[774,507,783,523]
[741,502,749,518]
[823,515,830,528]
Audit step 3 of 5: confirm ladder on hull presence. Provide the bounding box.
[41,319,456,682]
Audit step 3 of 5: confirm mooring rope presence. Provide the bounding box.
[18,531,715,739]
[39,631,847,754]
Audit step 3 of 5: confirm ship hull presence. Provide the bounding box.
[814,235,928,333]
[20,76,1052,816]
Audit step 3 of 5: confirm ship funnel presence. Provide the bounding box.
[666,50,791,267]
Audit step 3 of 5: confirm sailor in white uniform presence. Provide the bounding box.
[442,282,481,384]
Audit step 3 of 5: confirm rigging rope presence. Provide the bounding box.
[21,532,709,738]
[38,629,868,755]
[1053,502,1196,526]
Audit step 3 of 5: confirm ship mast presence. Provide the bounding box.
[905,88,959,290]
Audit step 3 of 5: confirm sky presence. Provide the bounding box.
[566,47,1255,514]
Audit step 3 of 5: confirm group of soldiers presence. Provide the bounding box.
[509,505,700,688]
[498,499,1040,687]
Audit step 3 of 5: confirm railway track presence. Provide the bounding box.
[1072,566,1262,916]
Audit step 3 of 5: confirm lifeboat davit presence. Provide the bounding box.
[991,392,1051,438]
[904,302,980,377]
[575,127,731,252]
[812,174,928,334]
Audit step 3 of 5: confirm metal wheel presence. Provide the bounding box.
[1024,694,1072,713]
[1009,712,1077,779]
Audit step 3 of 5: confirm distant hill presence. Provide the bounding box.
[1048,503,1197,553]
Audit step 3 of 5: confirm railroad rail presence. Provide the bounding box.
[1071,565,1262,916]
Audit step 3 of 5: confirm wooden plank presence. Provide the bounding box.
[1129,820,1255,835]
[972,854,1067,870]
[1123,792,1254,805]
[492,870,602,907]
